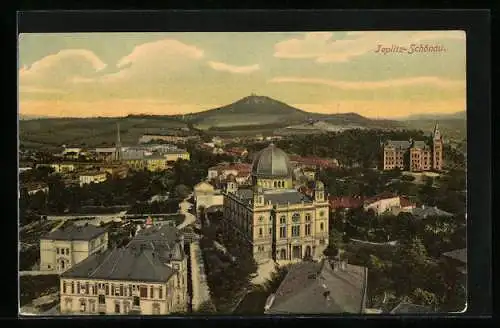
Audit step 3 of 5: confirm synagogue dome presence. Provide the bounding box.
[251,143,293,178]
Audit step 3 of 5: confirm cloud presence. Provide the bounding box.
[19,49,107,84]
[268,76,465,90]
[19,86,67,94]
[208,61,260,74]
[274,30,465,62]
[70,39,206,84]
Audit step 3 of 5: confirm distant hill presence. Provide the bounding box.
[183,94,400,129]
[403,111,466,121]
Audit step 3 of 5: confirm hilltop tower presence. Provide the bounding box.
[432,122,443,171]
[115,122,122,162]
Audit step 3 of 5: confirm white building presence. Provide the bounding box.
[193,181,224,211]
[59,225,188,315]
[79,171,108,187]
[363,193,402,215]
[39,224,108,274]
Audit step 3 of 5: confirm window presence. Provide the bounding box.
[320,239,325,245]
[71,282,75,294]
[279,226,287,239]
[258,216,264,222]
[150,286,154,298]
[292,225,300,237]
[105,284,109,295]
[259,228,263,237]
[120,285,124,297]
[129,285,132,296]
[80,299,86,312]
[77,282,81,294]
[140,286,148,298]
[279,216,286,225]
[63,282,67,294]
[85,282,89,294]
[98,295,105,304]
[320,211,325,217]
[133,296,140,306]
[152,303,161,315]
[159,287,163,299]
[305,224,311,236]
[305,214,311,222]
[258,246,265,252]
[66,248,69,254]
[89,300,96,313]
[292,213,300,223]
[114,302,120,314]
[269,228,272,236]
[124,302,130,314]
[320,222,324,231]
[56,248,60,255]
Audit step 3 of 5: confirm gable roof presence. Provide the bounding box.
[329,196,364,209]
[42,224,106,241]
[442,248,467,264]
[410,206,453,219]
[390,302,432,314]
[266,260,367,314]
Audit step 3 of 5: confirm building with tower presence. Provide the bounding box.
[221,144,330,265]
[382,123,444,172]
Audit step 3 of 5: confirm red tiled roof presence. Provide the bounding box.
[400,196,416,208]
[289,155,338,168]
[328,196,364,209]
[298,186,314,197]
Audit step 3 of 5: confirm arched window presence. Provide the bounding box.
[279,216,286,225]
[280,249,287,260]
[320,222,324,231]
[274,181,277,188]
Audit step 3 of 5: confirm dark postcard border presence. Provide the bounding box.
[11,9,491,320]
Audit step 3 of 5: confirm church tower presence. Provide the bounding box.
[432,122,443,171]
[115,122,122,162]
[314,180,325,203]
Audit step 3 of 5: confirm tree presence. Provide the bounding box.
[264,264,289,293]
[173,184,191,199]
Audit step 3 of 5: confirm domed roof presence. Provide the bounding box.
[251,143,293,178]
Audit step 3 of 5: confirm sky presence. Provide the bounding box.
[18,31,466,119]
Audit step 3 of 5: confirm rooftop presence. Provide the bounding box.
[42,224,106,241]
[364,192,399,205]
[61,225,184,282]
[266,259,367,314]
[442,248,467,264]
[390,302,433,314]
[410,206,454,219]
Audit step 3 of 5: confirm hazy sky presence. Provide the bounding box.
[18,31,466,119]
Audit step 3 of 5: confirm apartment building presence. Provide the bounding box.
[59,225,188,315]
[39,224,108,274]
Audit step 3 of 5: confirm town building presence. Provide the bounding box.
[264,259,368,314]
[40,224,108,274]
[224,147,249,158]
[22,182,50,196]
[36,162,77,173]
[289,155,339,170]
[328,196,365,212]
[59,225,188,315]
[193,181,224,211]
[79,171,108,187]
[207,163,252,185]
[221,143,329,264]
[163,149,190,162]
[99,164,129,179]
[363,192,416,215]
[382,123,443,172]
[402,205,453,219]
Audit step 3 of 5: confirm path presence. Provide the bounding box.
[190,240,211,311]
[350,238,398,246]
[176,193,196,230]
[19,271,59,277]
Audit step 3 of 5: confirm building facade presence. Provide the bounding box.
[79,171,108,187]
[59,226,188,315]
[221,144,329,265]
[382,123,443,172]
[40,225,108,273]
